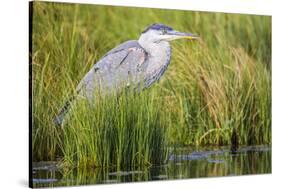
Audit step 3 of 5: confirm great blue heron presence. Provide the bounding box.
[55,23,198,126]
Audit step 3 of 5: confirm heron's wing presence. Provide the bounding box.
[102,40,144,58]
[77,40,148,97]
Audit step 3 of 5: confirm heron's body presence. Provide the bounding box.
[55,23,198,126]
[77,39,171,99]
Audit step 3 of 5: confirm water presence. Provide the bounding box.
[32,145,271,187]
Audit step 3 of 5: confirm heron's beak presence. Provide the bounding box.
[166,30,199,41]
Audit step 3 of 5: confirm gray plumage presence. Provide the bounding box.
[76,40,149,99]
[54,23,198,126]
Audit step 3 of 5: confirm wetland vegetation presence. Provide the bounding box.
[30,1,271,187]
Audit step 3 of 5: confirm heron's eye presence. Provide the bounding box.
[162,28,167,35]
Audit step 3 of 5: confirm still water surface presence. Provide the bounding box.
[32,145,271,187]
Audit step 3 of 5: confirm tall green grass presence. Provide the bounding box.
[61,89,169,168]
[31,2,271,167]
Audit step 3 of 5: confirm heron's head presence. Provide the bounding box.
[139,23,199,44]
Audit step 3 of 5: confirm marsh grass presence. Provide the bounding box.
[31,2,271,168]
[61,88,169,168]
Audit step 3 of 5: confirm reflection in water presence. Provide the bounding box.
[32,145,271,187]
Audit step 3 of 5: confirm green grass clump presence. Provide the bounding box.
[62,89,169,168]
[31,1,271,168]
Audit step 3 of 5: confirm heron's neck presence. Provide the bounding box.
[138,39,171,78]
[138,39,171,63]
[138,38,170,56]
